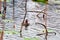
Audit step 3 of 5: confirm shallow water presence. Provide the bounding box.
[0,0,60,40]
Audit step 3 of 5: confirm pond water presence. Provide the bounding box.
[0,0,60,40]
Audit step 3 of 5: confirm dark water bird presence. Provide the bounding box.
[24,19,29,30]
[21,19,29,30]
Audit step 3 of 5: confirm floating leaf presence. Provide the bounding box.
[2,19,14,22]
[31,37,39,40]
[0,30,19,35]
[47,29,54,32]
[24,37,40,40]
[12,30,19,34]
[42,29,54,33]
[24,37,30,40]
[32,0,48,4]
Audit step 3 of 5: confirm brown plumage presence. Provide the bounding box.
[24,19,29,30]
[21,19,29,30]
